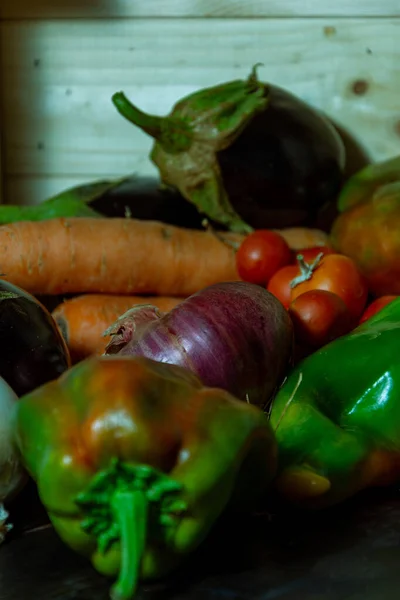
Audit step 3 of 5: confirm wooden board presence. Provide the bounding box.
[2,1,399,19]
[1,17,400,205]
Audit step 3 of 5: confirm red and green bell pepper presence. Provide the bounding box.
[331,154,400,296]
[13,355,277,600]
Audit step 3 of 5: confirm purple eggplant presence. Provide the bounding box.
[112,66,346,233]
[0,280,71,396]
[88,175,205,228]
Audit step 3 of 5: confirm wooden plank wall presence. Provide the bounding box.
[0,2,399,205]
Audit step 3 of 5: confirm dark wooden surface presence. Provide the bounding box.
[2,481,400,600]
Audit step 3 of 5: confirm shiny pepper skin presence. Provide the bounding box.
[331,155,400,296]
[13,355,277,600]
[270,297,400,507]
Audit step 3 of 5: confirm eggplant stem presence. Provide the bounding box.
[110,490,148,600]
[248,62,264,85]
[112,92,165,140]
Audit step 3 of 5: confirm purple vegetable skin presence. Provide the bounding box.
[104,281,294,408]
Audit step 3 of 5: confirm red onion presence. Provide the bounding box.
[104,281,294,408]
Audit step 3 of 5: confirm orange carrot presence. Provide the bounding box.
[0,217,242,296]
[52,293,183,361]
[274,227,331,250]
[0,217,330,297]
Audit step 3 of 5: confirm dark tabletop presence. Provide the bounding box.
[2,481,400,600]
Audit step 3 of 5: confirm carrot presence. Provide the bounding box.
[0,217,242,296]
[274,227,331,250]
[52,293,183,361]
[0,217,330,297]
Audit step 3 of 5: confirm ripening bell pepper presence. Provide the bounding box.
[331,155,400,296]
[269,296,400,508]
[13,355,277,600]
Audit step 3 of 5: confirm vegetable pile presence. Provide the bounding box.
[1,66,399,600]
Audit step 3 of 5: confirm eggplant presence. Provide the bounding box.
[0,176,206,230]
[217,85,346,231]
[0,280,71,396]
[88,175,205,228]
[112,66,346,233]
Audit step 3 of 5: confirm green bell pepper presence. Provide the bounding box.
[270,296,400,507]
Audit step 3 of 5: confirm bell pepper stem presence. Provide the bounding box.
[75,461,186,599]
[110,490,148,600]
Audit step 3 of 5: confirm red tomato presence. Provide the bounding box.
[236,230,292,286]
[289,290,354,348]
[359,295,398,324]
[267,264,300,309]
[290,254,368,320]
[294,246,335,264]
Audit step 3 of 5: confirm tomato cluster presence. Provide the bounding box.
[236,229,397,354]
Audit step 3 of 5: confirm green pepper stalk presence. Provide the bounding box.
[13,355,277,599]
[270,297,400,507]
[76,460,186,599]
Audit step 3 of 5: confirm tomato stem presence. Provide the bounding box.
[290,252,324,289]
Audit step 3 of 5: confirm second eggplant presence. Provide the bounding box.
[0,279,71,396]
[0,176,205,230]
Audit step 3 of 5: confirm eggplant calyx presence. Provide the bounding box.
[290,252,324,289]
[112,67,269,233]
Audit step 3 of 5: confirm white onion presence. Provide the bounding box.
[0,376,26,543]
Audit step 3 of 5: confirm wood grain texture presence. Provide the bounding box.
[1,17,400,205]
[1,1,399,19]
